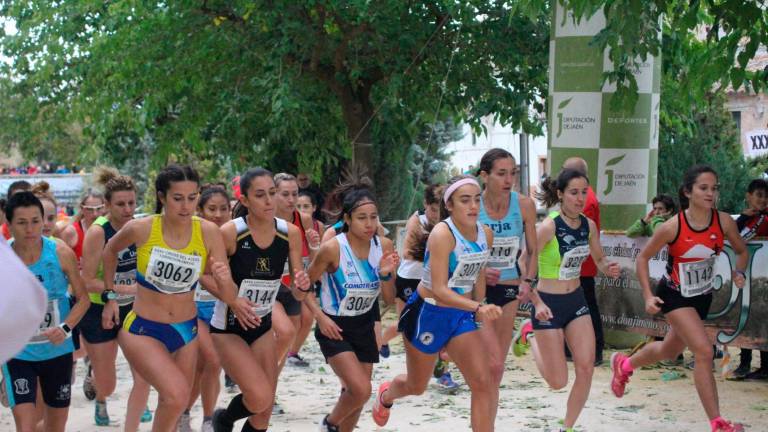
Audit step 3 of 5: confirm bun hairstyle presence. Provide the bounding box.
[7,180,31,197]
[232,167,273,219]
[536,168,589,208]
[94,167,136,202]
[5,191,43,222]
[476,148,515,177]
[324,169,374,224]
[154,164,200,213]
[678,164,718,210]
[31,181,57,207]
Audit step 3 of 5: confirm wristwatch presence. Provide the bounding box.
[101,289,118,303]
[59,323,72,337]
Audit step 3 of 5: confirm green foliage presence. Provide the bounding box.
[561,0,768,109]
[0,0,549,211]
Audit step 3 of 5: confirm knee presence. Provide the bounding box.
[242,388,273,414]
[574,361,594,379]
[160,383,191,412]
[273,322,296,344]
[691,343,714,361]
[490,360,505,384]
[201,347,221,371]
[544,372,569,390]
[345,381,372,406]
[465,372,493,395]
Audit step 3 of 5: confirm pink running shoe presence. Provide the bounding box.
[610,352,632,398]
[512,319,534,357]
[711,418,745,432]
[372,381,392,426]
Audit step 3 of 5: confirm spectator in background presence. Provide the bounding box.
[626,194,677,238]
[297,172,325,223]
[733,178,768,381]
[562,157,604,365]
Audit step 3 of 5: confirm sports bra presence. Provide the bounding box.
[136,215,207,295]
[422,217,489,295]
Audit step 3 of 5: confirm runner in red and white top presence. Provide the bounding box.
[609,165,748,432]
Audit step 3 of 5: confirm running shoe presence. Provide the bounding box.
[286,353,310,368]
[177,410,192,432]
[201,419,214,432]
[730,362,752,380]
[372,381,392,427]
[94,401,110,426]
[212,408,233,432]
[436,372,460,392]
[513,319,533,357]
[433,359,448,379]
[745,367,768,380]
[610,352,632,398]
[318,414,340,432]
[379,344,391,359]
[141,406,153,423]
[711,418,744,432]
[0,377,8,408]
[83,361,96,401]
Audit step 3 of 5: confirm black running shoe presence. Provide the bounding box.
[211,408,233,432]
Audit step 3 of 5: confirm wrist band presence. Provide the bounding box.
[734,270,746,278]
[379,272,392,281]
[297,285,313,293]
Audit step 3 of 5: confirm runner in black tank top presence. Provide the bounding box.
[211,168,311,432]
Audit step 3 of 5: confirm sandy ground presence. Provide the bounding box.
[2,326,766,432]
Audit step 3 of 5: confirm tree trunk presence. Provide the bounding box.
[338,86,375,177]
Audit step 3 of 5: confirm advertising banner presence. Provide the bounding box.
[548,2,661,230]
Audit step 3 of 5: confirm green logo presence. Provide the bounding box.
[603,154,626,196]
[556,97,573,138]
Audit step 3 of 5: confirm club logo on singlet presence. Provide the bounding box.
[255,258,270,273]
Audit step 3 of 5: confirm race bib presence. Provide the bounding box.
[114,269,136,306]
[559,245,589,280]
[145,247,202,294]
[678,257,716,297]
[448,251,490,289]
[194,285,217,303]
[487,236,520,270]
[339,286,379,317]
[29,301,61,344]
[238,279,281,317]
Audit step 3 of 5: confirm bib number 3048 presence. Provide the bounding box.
[339,288,379,317]
[146,247,202,294]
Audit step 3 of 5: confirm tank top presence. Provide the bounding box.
[2,223,10,240]
[136,215,207,295]
[211,217,289,328]
[479,192,524,281]
[397,211,429,280]
[665,209,724,297]
[14,237,74,361]
[280,211,311,286]
[73,219,85,262]
[320,233,383,317]
[422,217,489,295]
[538,211,591,280]
[89,216,137,306]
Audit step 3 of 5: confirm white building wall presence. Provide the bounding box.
[447,120,549,198]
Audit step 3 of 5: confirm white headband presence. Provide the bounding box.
[443,178,480,204]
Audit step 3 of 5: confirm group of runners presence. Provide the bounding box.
[0,148,750,432]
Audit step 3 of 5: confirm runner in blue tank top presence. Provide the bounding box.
[2,192,90,432]
[372,175,503,432]
[306,182,398,432]
[476,148,539,424]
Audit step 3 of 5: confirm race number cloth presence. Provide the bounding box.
[480,191,524,280]
[320,233,383,317]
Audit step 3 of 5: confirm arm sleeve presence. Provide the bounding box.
[0,241,48,363]
[625,219,647,238]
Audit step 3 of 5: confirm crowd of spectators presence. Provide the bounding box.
[0,163,83,175]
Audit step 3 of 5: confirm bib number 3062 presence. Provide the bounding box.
[146,247,201,294]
